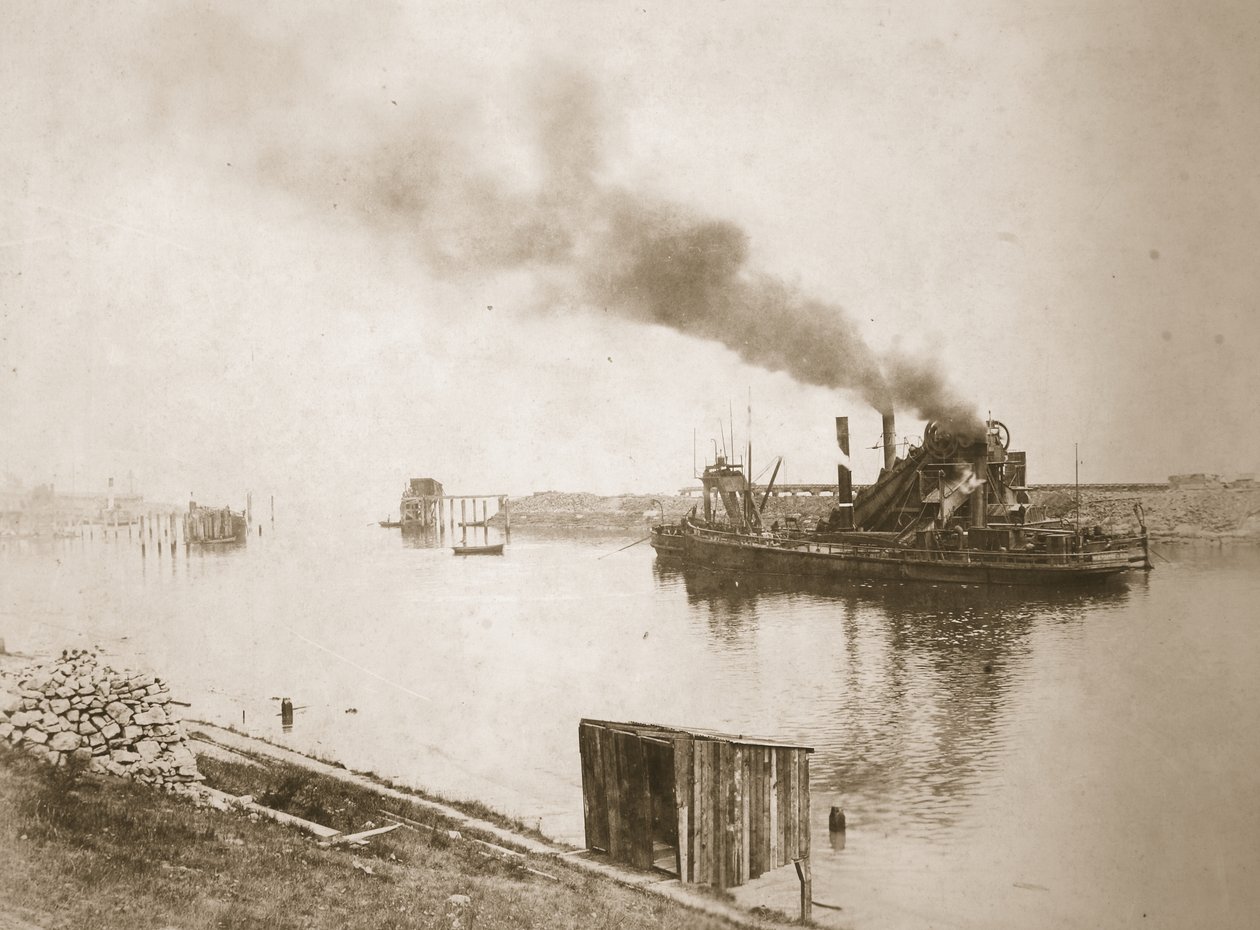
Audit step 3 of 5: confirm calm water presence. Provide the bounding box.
[2,521,1257,929]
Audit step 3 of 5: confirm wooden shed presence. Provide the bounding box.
[577,719,813,889]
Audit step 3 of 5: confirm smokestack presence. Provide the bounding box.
[108,477,114,511]
[836,464,852,504]
[881,413,896,472]
[971,444,989,529]
[835,417,850,457]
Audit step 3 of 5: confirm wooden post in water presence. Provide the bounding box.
[502,496,510,536]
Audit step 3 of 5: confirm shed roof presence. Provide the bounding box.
[580,718,813,752]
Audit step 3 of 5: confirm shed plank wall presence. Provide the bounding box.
[578,722,810,890]
[735,740,745,882]
[613,729,653,870]
[578,724,605,851]
[673,737,693,881]
[602,727,623,860]
[798,750,811,857]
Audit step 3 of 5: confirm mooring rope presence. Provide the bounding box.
[281,624,432,703]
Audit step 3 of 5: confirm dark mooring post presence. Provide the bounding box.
[829,805,847,851]
[829,806,846,832]
[281,698,293,730]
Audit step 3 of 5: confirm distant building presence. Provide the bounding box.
[0,481,150,534]
[1168,473,1225,490]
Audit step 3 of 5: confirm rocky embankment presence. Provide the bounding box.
[1031,487,1260,540]
[502,487,1260,541]
[0,649,203,792]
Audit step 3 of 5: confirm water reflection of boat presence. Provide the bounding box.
[655,561,1132,616]
[653,416,1151,586]
[652,558,1131,837]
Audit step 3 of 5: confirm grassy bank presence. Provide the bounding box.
[0,745,748,930]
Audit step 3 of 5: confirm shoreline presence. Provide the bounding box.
[0,648,796,929]
[496,486,1260,543]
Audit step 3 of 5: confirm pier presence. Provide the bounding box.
[398,478,510,537]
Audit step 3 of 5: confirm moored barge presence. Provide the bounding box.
[652,415,1150,586]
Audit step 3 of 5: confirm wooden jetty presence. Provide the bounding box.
[398,477,510,536]
[578,718,814,919]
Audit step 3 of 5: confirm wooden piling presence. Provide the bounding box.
[829,806,845,833]
[794,858,812,923]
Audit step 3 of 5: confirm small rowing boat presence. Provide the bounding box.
[452,542,504,556]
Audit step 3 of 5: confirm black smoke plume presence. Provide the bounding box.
[140,12,982,435]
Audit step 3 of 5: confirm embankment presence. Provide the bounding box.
[0,649,780,930]
[500,487,1260,541]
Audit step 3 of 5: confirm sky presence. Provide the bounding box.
[2,1,1258,515]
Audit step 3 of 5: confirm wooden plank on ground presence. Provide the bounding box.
[199,786,341,840]
[320,822,402,847]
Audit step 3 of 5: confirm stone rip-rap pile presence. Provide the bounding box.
[0,649,203,792]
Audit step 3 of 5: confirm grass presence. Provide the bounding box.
[197,724,550,844]
[0,745,747,930]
